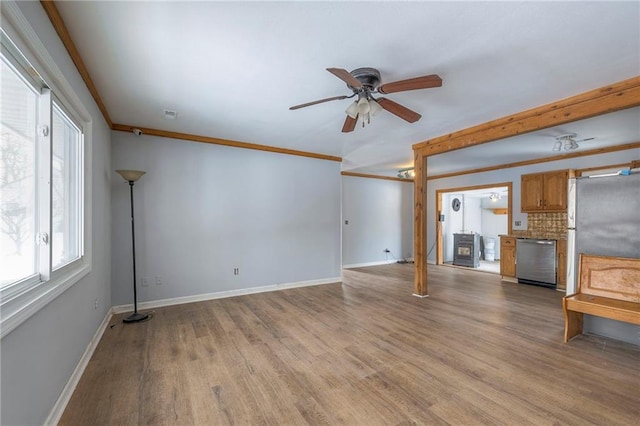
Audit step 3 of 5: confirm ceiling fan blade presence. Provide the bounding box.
[289,95,349,110]
[342,115,357,133]
[378,74,442,94]
[377,98,422,123]
[327,68,362,89]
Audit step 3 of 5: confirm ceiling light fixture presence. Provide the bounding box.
[489,192,501,202]
[554,133,580,151]
[163,109,178,119]
[397,167,415,179]
[346,94,383,128]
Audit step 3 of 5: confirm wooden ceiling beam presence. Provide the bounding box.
[413,76,640,156]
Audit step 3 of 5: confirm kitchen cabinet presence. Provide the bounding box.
[556,239,567,291]
[500,236,516,278]
[521,170,568,212]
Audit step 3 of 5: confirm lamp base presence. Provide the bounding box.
[123,312,149,323]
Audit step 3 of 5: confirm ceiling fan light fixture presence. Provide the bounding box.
[554,133,583,152]
[368,98,383,116]
[357,97,370,114]
[345,101,359,119]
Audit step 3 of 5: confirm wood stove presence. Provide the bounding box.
[453,233,480,268]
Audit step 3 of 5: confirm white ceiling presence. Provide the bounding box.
[54,1,640,176]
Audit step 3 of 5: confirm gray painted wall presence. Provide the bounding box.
[111,133,342,306]
[1,2,112,425]
[341,176,413,266]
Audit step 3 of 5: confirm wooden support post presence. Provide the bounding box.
[413,149,428,297]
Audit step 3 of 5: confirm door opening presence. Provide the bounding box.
[435,182,512,275]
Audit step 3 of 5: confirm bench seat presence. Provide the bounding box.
[563,254,640,343]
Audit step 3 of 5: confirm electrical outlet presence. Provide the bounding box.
[233,267,239,275]
[156,276,163,285]
[94,298,98,310]
[515,220,522,227]
[141,277,149,287]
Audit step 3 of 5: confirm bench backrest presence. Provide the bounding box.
[578,254,640,303]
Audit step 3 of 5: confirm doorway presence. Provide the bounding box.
[435,182,512,274]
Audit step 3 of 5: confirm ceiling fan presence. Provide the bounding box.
[552,133,595,151]
[289,67,442,133]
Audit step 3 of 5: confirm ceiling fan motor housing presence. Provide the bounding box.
[348,67,381,91]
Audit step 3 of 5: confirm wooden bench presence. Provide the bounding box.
[563,254,640,343]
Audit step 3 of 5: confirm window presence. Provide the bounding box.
[0,52,38,285]
[52,102,83,269]
[1,25,88,336]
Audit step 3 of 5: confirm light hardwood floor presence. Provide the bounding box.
[60,264,640,425]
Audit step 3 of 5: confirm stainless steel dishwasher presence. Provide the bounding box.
[516,239,557,287]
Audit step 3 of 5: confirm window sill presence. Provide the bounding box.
[0,261,91,339]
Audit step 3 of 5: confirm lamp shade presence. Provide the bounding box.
[357,97,370,114]
[345,101,359,119]
[116,169,146,182]
[369,99,383,116]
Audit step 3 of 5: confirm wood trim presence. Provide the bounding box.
[341,171,413,182]
[574,159,639,177]
[435,192,443,265]
[40,1,112,127]
[413,150,427,296]
[414,76,640,155]
[434,181,512,265]
[426,141,640,181]
[112,124,342,162]
[491,208,508,215]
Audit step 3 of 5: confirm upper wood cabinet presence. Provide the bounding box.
[521,170,568,212]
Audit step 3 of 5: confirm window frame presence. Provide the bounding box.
[1,2,93,338]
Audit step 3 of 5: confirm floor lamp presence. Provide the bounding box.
[116,169,150,323]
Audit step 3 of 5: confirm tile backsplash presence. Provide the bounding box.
[512,212,567,240]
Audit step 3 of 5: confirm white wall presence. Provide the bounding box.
[1,2,112,425]
[111,133,342,306]
[342,176,413,267]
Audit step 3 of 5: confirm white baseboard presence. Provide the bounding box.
[45,307,114,425]
[112,276,342,314]
[342,259,398,269]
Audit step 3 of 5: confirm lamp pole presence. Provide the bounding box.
[116,170,149,323]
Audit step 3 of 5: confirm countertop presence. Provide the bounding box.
[499,233,567,240]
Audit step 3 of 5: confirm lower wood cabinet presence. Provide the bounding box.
[500,236,516,278]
